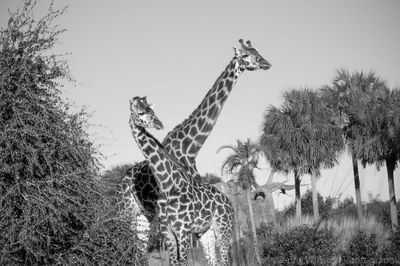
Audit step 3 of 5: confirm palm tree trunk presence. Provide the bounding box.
[294,169,302,218]
[351,150,363,219]
[386,157,399,230]
[246,188,261,265]
[311,170,319,220]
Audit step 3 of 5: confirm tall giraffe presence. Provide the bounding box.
[117,39,270,253]
[128,96,234,265]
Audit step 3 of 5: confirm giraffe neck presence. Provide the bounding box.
[162,58,244,166]
[129,119,188,193]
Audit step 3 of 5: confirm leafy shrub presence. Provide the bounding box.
[389,228,400,252]
[325,215,390,252]
[279,190,335,221]
[340,231,377,265]
[261,225,337,265]
[0,2,144,265]
[332,195,400,227]
[365,195,400,228]
[377,229,400,265]
[330,197,358,220]
[56,218,147,265]
[278,192,400,231]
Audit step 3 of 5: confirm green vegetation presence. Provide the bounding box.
[255,193,400,265]
[261,89,344,219]
[218,139,262,265]
[0,2,144,265]
[261,225,337,265]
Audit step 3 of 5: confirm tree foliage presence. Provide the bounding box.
[0,2,144,264]
[280,190,335,220]
[218,138,260,189]
[321,69,395,165]
[261,88,344,176]
[322,69,400,228]
[261,88,344,219]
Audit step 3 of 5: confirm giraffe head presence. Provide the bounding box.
[129,96,164,130]
[234,39,271,71]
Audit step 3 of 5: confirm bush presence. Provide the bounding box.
[278,192,400,230]
[261,225,337,265]
[330,197,358,220]
[56,218,147,265]
[376,229,400,265]
[0,2,144,264]
[279,190,335,221]
[340,231,377,265]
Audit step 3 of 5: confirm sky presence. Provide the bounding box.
[1,0,400,209]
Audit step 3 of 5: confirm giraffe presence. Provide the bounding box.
[128,96,234,265]
[118,39,270,260]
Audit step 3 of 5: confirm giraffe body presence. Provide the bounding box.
[128,97,234,265]
[117,40,270,265]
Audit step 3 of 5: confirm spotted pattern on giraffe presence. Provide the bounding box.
[118,40,271,265]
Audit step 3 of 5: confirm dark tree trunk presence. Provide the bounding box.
[351,150,363,219]
[294,170,302,218]
[386,157,399,230]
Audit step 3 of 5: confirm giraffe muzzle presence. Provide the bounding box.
[154,120,164,130]
[260,59,271,70]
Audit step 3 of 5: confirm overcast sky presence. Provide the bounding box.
[1,0,399,208]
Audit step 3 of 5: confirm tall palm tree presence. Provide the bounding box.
[299,89,344,219]
[351,86,400,229]
[261,104,305,218]
[218,138,261,265]
[261,89,344,219]
[321,69,386,220]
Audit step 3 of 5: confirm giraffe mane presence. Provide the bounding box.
[142,128,190,173]
[165,58,237,138]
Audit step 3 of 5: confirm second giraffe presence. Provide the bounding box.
[129,96,234,265]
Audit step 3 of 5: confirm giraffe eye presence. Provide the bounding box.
[138,112,145,115]
[242,54,249,58]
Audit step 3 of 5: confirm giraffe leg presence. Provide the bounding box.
[134,212,151,251]
[175,231,191,266]
[159,223,179,265]
[215,231,231,266]
[198,227,219,266]
[214,208,234,265]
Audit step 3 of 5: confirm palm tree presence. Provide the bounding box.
[261,103,305,218]
[218,138,261,265]
[261,89,344,219]
[321,69,386,220]
[351,86,400,229]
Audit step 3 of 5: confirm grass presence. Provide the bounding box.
[324,215,391,252]
[275,214,391,252]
